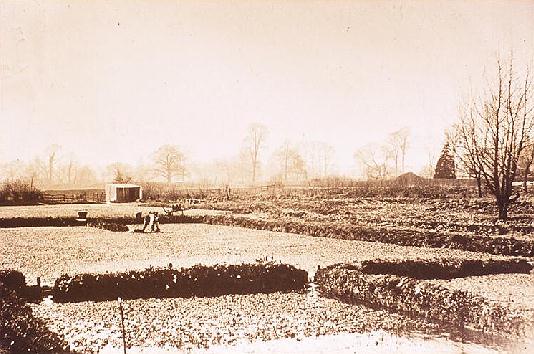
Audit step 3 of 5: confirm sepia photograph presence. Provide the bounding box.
[1,0,534,353]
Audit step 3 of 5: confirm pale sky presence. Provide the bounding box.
[1,0,533,175]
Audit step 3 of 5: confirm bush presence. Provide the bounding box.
[53,262,308,303]
[0,179,42,205]
[0,269,26,292]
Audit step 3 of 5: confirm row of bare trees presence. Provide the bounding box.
[193,124,334,186]
[0,124,339,188]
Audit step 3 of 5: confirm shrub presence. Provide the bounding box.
[0,179,42,205]
[0,269,26,292]
[53,262,308,303]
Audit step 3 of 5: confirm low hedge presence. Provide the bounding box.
[53,262,308,303]
[0,215,197,230]
[353,258,533,279]
[314,264,526,336]
[1,272,70,353]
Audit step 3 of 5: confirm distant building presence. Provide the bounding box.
[105,183,142,203]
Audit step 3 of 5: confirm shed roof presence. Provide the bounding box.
[106,183,141,188]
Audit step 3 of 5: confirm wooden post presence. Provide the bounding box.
[118,298,127,354]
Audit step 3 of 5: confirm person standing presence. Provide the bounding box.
[152,212,161,232]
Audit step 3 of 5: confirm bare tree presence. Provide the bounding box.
[455,58,533,219]
[319,143,335,177]
[303,141,335,178]
[65,154,77,185]
[106,162,133,183]
[24,158,47,187]
[388,128,410,175]
[76,165,98,187]
[243,123,267,184]
[355,143,394,180]
[451,121,484,197]
[153,145,186,183]
[273,141,306,183]
[419,152,436,178]
[46,144,61,183]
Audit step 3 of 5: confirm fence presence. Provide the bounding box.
[42,191,105,204]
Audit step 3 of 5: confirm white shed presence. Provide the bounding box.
[105,184,142,203]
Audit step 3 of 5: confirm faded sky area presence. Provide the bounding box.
[1,0,533,175]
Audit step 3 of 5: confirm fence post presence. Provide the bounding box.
[118,297,127,354]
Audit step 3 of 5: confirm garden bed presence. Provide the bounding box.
[314,262,530,337]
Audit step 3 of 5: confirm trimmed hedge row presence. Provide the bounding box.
[0,215,196,229]
[352,258,533,279]
[53,262,308,303]
[1,271,71,354]
[314,264,527,336]
[0,217,131,232]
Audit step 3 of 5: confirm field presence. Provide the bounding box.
[2,193,534,353]
[0,224,514,286]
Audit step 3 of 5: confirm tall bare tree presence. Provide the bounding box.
[451,119,484,197]
[46,144,61,183]
[303,141,335,178]
[244,123,267,184]
[153,145,186,183]
[455,58,533,219]
[388,128,410,175]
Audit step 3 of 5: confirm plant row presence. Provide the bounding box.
[53,262,308,303]
[1,270,71,354]
[347,258,533,279]
[314,264,527,336]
